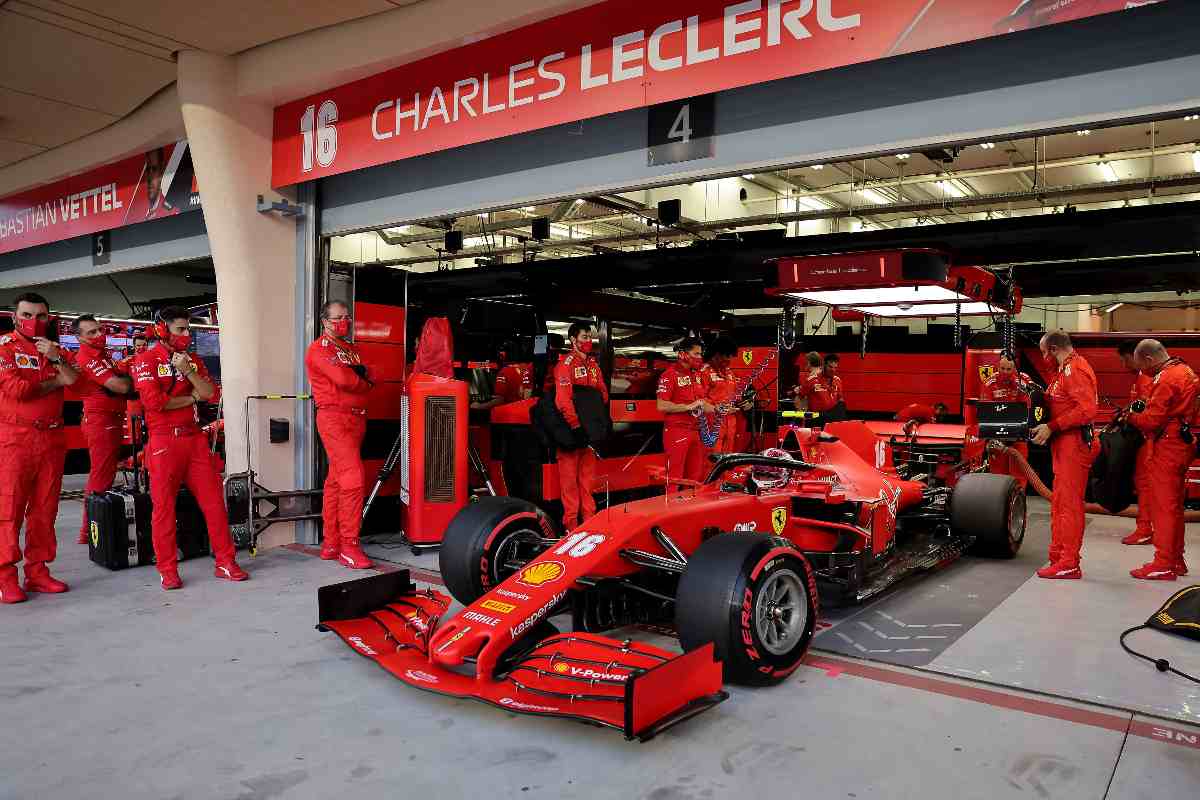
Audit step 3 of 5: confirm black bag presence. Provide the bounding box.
[175,487,213,560]
[1120,585,1200,684]
[531,385,611,452]
[1086,422,1144,513]
[88,489,154,570]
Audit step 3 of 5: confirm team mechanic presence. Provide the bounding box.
[133,306,247,590]
[1030,331,1099,580]
[1118,340,1155,547]
[793,352,846,423]
[1127,339,1198,581]
[657,337,713,490]
[981,353,1034,485]
[555,322,607,530]
[0,293,78,603]
[71,315,134,545]
[305,301,374,570]
[700,336,745,454]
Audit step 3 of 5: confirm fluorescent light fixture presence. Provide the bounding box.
[1098,162,1120,182]
[937,180,966,198]
[522,206,536,212]
[896,153,911,160]
[787,286,967,306]
[1105,302,1124,314]
[860,188,889,204]
[793,196,827,212]
[742,173,756,180]
[476,212,489,218]
[979,142,996,150]
[810,164,825,170]
[850,302,1001,318]
[382,226,409,236]
[1193,151,1200,173]
[1185,115,1199,122]
[1076,129,1092,136]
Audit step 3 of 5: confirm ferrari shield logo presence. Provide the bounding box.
[741,350,753,366]
[979,364,995,383]
[1034,406,1045,422]
[89,520,99,549]
[771,506,788,535]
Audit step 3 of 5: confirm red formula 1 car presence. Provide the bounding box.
[317,421,1025,739]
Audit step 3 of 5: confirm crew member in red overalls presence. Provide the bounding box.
[472,343,531,411]
[133,306,247,590]
[657,337,712,490]
[1030,331,1098,579]
[1117,340,1156,546]
[981,353,1034,484]
[1127,340,1198,580]
[72,315,134,544]
[305,301,374,569]
[793,353,845,422]
[554,323,607,529]
[700,336,744,454]
[0,293,78,603]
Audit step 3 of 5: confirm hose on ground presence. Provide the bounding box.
[996,443,1200,521]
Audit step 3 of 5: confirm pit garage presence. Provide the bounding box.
[5,2,1200,798]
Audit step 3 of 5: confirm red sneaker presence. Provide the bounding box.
[320,543,340,560]
[1175,560,1188,577]
[1121,531,1153,546]
[1037,563,1082,580]
[160,570,183,591]
[338,539,373,570]
[0,571,27,604]
[214,561,249,582]
[24,565,69,594]
[1130,561,1177,581]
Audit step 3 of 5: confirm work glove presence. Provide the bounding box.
[571,427,589,448]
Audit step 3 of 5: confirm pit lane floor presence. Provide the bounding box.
[0,496,1196,799]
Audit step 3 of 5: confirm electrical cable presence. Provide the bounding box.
[1119,626,1200,685]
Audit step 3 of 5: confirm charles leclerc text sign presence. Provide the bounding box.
[270,0,1165,188]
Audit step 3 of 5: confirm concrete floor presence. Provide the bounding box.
[1,497,1198,799]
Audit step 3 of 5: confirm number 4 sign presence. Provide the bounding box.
[647,94,715,167]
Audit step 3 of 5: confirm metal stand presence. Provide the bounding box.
[224,394,323,556]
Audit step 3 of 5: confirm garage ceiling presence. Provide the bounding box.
[0,0,423,168]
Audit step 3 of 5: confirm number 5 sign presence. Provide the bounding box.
[647,94,714,167]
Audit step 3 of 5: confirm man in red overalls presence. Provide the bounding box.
[793,353,845,421]
[657,337,712,490]
[1118,340,1156,546]
[472,343,531,411]
[700,336,744,454]
[0,292,79,603]
[1127,339,1198,580]
[133,306,247,590]
[981,353,1034,484]
[555,323,607,530]
[305,301,373,569]
[71,315,133,544]
[1030,331,1098,579]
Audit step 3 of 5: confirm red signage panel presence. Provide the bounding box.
[0,140,201,256]
[271,0,1165,188]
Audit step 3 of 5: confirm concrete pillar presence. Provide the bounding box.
[176,51,302,549]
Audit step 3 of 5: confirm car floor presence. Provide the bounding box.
[0,496,1197,799]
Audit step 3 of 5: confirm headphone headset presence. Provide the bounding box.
[151,310,172,342]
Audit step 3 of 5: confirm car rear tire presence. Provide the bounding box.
[952,473,1026,558]
[675,534,818,687]
[439,497,558,605]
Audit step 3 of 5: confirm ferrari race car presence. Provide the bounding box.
[317,421,1026,739]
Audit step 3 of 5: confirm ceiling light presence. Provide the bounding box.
[937,180,966,198]
[979,142,996,150]
[860,188,889,204]
[896,153,911,161]
[1076,129,1092,136]
[793,196,828,211]
[522,206,536,212]
[787,286,967,306]
[1098,161,1120,182]
[1185,115,1199,122]
[574,198,586,205]
[476,212,489,218]
[742,173,755,180]
[1105,302,1124,314]
[810,164,824,170]
[382,226,410,236]
[1193,151,1200,173]
[849,302,1002,318]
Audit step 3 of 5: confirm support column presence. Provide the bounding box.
[177,50,304,549]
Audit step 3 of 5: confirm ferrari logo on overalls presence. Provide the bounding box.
[771,506,788,535]
[979,365,995,383]
[742,350,753,366]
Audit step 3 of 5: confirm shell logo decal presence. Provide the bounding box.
[771,506,789,535]
[742,350,754,366]
[553,662,571,674]
[979,364,996,383]
[517,560,566,588]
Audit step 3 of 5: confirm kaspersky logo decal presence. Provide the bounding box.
[509,591,567,639]
[516,560,565,588]
[771,506,789,535]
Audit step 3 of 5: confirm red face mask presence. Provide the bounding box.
[16,317,48,339]
[577,339,593,353]
[329,319,351,339]
[168,331,191,352]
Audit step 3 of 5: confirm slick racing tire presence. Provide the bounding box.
[952,473,1026,559]
[439,496,558,605]
[676,534,818,687]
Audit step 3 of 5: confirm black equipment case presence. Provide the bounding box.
[88,487,211,570]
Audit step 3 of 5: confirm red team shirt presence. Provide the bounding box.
[796,372,843,413]
[0,333,65,423]
[554,351,607,428]
[305,334,371,412]
[657,363,705,430]
[72,341,130,415]
[132,343,221,435]
[494,363,532,404]
[981,371,1033,402]
[1045,353,1099,433]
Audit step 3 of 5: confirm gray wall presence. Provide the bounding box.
[321,3,1200,235]
[0,210,209,289]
